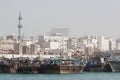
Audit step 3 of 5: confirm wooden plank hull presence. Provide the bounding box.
[40,64,84,74]
[108,61,120,72]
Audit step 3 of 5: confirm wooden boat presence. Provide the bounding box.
[84,57,112,72]
[0,59,18,73]
[16,57,41,74]
[39,59,85,74]
[108,60,120,72]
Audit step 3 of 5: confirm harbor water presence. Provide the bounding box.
[0,72,119,80]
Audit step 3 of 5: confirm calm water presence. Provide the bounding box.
[0,72,119,80]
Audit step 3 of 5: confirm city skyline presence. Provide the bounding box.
[0,0,120,38]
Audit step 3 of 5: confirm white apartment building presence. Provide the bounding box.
[0,36,15,53]
[116,39,120,50]
[97,36,109,51]
[108,38,116,50]
[97,36,117,51]
[77,36,117,54]
[77,36,99,54]
[39,33,68,51]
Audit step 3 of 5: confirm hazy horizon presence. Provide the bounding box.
[0,0,120,38]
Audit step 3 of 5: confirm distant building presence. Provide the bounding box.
[97,36,109,51]
[77,36,99,54]
[30,44,39,54]
[116,39,120,50]
[108,38,117,50]
[22,45,30,54]
[50,28,69,36]
[0,38,14,54]
[6,34,17,41]
[39,34,68,48]
[67,38,78,49]
[13,43,22,54]
[38,34,68,53]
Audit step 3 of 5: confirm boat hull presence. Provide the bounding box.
[108,61,120,72]
[40,64,84,74]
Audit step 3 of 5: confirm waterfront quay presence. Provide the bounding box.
[0,50,120,74]
[0,54,85,74]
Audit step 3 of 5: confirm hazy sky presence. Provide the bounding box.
[0,0,120,38]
